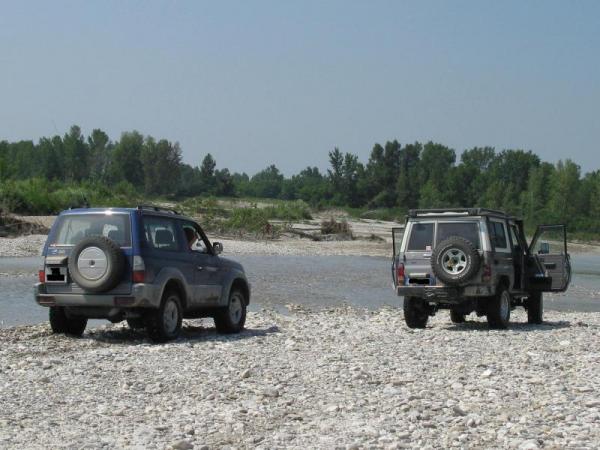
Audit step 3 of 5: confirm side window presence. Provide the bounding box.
[143,216,179,251]
[531,226,566,255]
[490,221,509,252]
[509,225,522,252]
[182,222,208,253]
[407,223,434,251]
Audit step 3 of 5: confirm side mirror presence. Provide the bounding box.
[538,242,550,255]
[213,242,223,255]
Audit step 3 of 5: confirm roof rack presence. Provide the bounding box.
[137,205,181,215]
[408,208,511,218]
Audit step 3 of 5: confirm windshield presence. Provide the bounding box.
[52,213,131,247]
[436,222,481,249]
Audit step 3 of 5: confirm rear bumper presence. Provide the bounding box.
[396,284,494,302]
[34,283,161,309]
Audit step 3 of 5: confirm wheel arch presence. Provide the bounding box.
[229,278,250,305]
[161,278,188,310]
[497,275,510,290]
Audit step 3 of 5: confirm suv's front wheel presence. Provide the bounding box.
[487,286,511,329]
[214,289,247,334]
[147,290,183,343]
[49,307,87,336]
[403,296,429,328]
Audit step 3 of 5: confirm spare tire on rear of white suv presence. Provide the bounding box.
[431,236,481,286]
[68,235,125,293]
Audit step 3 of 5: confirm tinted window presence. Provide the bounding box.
[436,222,481,249]
[52,214,131,247]
[490,221,508,249]
[407,223,434,251]
[143,216,179,251]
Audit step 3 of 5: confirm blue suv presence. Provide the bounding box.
[35,206,250,342]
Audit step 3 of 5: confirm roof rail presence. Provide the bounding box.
[408,208,510,218]
[137,205,181,215]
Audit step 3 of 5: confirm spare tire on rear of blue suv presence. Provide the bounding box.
[68,235,125,293]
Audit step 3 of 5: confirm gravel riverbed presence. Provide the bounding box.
[1,308,599,449]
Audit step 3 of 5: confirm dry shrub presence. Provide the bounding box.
[320,217,351,235]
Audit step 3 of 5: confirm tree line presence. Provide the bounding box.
[1,125,598,234]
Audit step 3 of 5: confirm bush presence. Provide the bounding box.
[321,217,351,235]
[264,200,312,221]
[222,207,274,236]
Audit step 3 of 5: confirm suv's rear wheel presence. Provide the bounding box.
[146,290,183,343]
[450,309,466,324]
[526,292,543,324]
[49,307,87,336]
[214,289,247,334]
[487,286,511,329]
[403,296,429,328]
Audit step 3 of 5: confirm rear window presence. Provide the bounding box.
[52,214,131,247]
[437,222,481,249]
[407,223,434,251]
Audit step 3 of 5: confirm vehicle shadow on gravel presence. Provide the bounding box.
[444,320,573,332]
[86,323,280,345]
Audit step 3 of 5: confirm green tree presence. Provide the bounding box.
[249,165,284,198]
[141,138,182,195]
[396,142,422,209]
[63,125,90,181]
[521,162,555,225]
[327,147,344,192]
[111,131,144,186]
[88,129,111,182]
[547,160,581,226]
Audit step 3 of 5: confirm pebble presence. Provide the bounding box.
[0,309,598,449]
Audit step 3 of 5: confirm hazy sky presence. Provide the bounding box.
[1,1,599,175]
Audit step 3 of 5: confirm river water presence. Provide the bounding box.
[2,254,600,328]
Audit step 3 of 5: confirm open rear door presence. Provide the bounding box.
[528,225,571,292]
[392,227,405,258]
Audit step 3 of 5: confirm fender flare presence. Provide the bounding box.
[153,268,192,309]
[219,271,251,306]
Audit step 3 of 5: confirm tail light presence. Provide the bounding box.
[396,263,406,286]
[38,270,46,283]
[132,255,146,283]
[482,264,492,283]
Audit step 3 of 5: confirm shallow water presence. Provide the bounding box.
[1,254,600,327]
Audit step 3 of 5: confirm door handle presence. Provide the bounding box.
[196,266,204,271]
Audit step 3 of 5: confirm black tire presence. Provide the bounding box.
[527,292,543,324]
[431,236,481,286]
[127,317,146,330]
[214,289,247,334]
[403,296,429,329]
[450,309,466,324]
[68,235,125,293]
[49,307,87,336]
[146,290,183,343]
[487,286,511,329]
